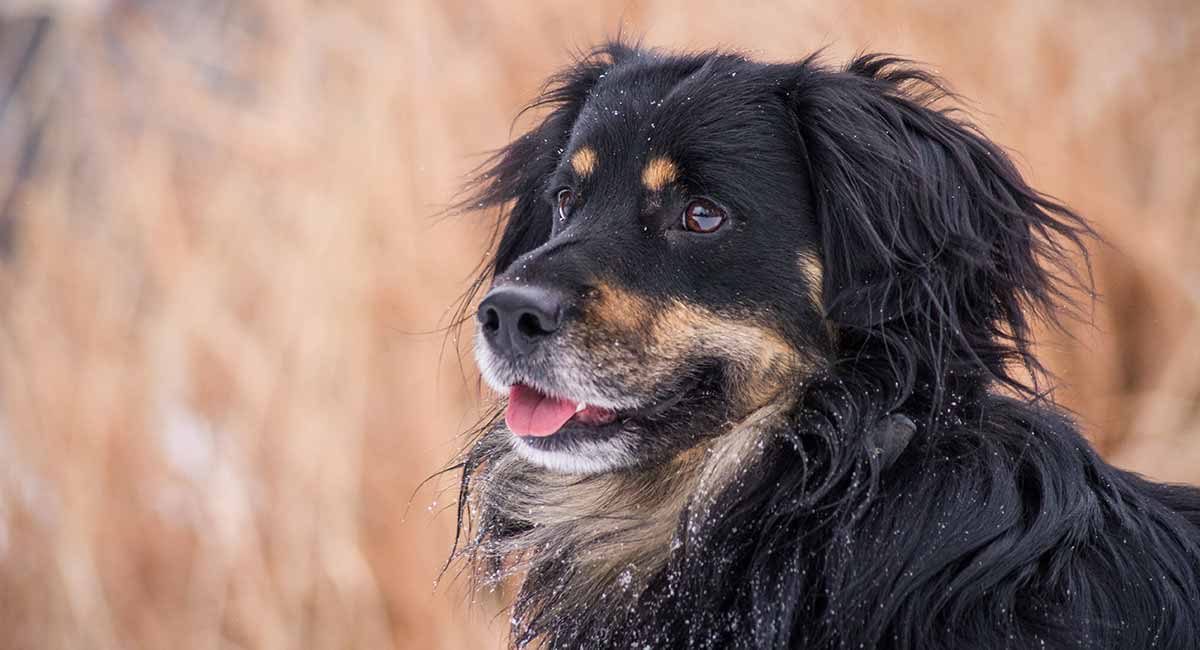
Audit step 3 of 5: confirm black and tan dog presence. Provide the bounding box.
[450,42,1200,649]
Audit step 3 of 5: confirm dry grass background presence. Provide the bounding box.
[0,1,1197,648]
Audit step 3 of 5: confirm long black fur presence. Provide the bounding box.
[452,43,1200,649]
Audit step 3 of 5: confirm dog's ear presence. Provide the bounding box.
[461,43,634,277]
[786,55,1093,396]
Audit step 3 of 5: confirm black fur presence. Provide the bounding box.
[451,43,1200,649]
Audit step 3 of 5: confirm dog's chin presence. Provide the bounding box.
[509,431,640,475]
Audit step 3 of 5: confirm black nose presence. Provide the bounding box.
[477,285,563,356]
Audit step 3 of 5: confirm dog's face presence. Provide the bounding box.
[474,54,829,474]
[468,46,1090,476]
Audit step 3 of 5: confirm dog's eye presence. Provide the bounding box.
[556,189,575,221]
[682,198,726,233]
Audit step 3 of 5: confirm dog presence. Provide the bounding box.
[449,42,1200,649]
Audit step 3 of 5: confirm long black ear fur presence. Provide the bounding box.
[789,55,1094,407]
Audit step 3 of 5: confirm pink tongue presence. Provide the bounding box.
[505,385,579,437]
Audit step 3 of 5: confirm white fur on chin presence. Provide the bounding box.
[509,431,638,475]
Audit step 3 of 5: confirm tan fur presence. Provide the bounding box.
[584,283,808,410]
[588,281,652,334]
[570,146,598,177]
[800,254,823,310]
[656,300,801,410]
[641,156,678,192]
[800,253,839,344]
[470,398,790,586]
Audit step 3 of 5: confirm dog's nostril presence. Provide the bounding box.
[482,307,501,333]
[517,311,553,338]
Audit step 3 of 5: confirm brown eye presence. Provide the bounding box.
[556,189,575,220]
[682,198,727,233]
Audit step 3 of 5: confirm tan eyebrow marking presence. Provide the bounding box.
[641,156,678,192]
[570,147,598,177]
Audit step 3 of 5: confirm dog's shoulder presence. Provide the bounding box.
[810,395,1200,648]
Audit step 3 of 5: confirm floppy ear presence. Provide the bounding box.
[461,43,634,278]
[787,55,1092,397]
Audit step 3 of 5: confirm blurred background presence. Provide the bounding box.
[0,1,1197,648]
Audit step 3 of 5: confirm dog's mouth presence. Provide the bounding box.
[505,384,619,437]
[501,372,707,445]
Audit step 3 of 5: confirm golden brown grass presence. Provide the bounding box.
[0,1,1196,648]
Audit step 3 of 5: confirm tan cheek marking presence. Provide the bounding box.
[588,282,654,333]
[654,301,805,409]
[586,284,811,408]
[570,146,598,178]
[641,156,678,192]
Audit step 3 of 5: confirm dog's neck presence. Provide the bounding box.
[460,399,792,632]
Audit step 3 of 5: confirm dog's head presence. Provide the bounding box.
[465,43,1091,476]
